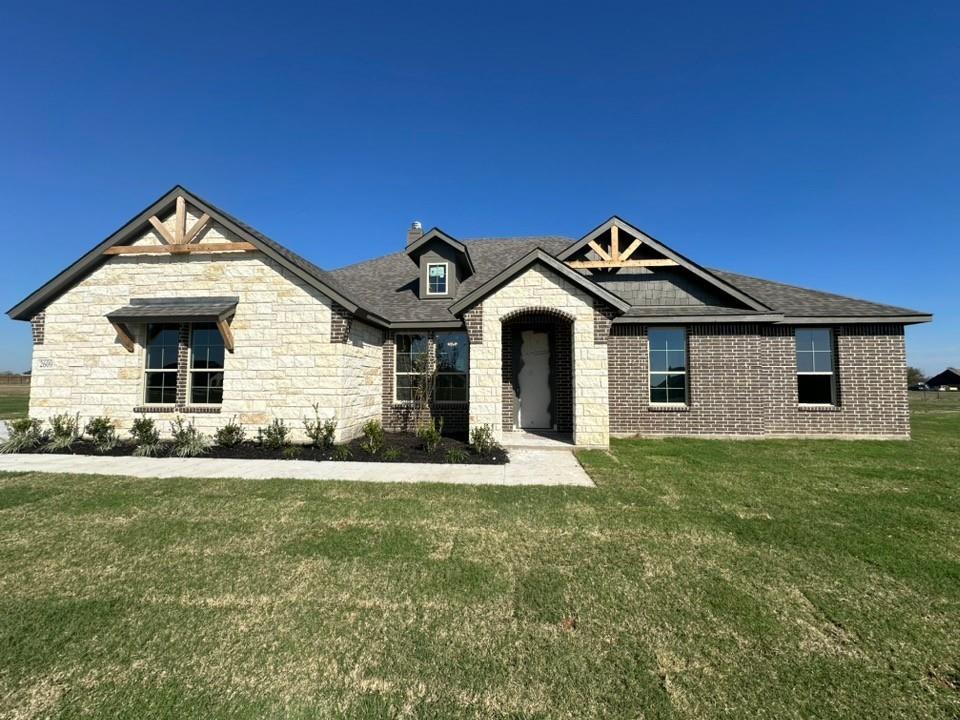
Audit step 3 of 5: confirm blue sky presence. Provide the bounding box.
[1,1,956,373]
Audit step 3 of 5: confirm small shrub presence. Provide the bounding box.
[43,413,81,452]
[445,447,469,464]
[259,418,290,450]
[84,416,118,452]
[360,419,385,455]
[214,417,246,448]
[282,445,302,460]
[170,416,207,458]
[331,444,353,461]
[303,405,337,449]
[417,417,444,454]
[131,416,162,457]
[0,418,43,454]
[470,424,498,456]
[382,447,402,462]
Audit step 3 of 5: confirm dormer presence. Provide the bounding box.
[405,225,476,299]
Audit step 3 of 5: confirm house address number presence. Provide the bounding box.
[38,359,54,369]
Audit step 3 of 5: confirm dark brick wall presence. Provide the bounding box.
[381,330,469,434]
[330,302,353,343]
[608,323,909,438]
[464,305,483,344]
[593,300,616,344]
[31,312,45,345]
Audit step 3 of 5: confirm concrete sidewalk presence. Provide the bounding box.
[0,448,594,487]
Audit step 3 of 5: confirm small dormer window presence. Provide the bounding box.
[427,263,448,295]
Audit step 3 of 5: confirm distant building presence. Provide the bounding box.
[926,368,960,389]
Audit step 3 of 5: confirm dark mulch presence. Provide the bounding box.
[16,432,508,465]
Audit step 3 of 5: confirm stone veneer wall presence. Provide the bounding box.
[28,207,381,443]
[608,323,909,438]
[468,265,609,447]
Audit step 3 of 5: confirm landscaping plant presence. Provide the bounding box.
[42,412,81,452]
[331,444,353,461]
[84,416,118,452]
[130,416,162,457]
[417,417,444,454]
[259,418,290,450]
[282,445,302,460]
[381,447,402,462]
[445,447,468,464]
[304,404,337,449]
[470,423,497,456]
[214,417,246,448]
[170,416,208,458]
[0,418,43,454]
[360,419,385,455]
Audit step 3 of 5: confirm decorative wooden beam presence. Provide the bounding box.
[148,216,176,245]
[567,258,679,269]
[182,213,211,245]
[175,196,186,244]
[104,242,256,256]
[587,240,611,262]
[216,317,235,352]
[619,237,643,261]
[110,321,135,352]
[610,225,620,261]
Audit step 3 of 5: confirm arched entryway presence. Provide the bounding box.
[501,308,573,436]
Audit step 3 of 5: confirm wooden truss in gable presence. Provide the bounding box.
[104,196,256,256]
[567,225,678,270]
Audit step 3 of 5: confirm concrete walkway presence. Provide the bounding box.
[0,448,594,487]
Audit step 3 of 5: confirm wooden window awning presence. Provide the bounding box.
[106,297,237,352]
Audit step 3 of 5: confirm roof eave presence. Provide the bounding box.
[778,314,933,325]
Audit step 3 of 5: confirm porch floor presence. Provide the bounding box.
[501,430,575,451]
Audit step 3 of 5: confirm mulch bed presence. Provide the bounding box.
[17,432,509,465]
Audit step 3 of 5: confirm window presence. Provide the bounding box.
[190,323,226,405]
[649,327,687,404]
[435,332,469,402]
[395,334,428,402]
[796,328,836,405]
[427,263,448,295]
[144,323,180,404]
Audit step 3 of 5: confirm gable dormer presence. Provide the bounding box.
[405,225,476,299]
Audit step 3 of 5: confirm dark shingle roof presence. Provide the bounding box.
[709,269,928,319]
[330,237,573,322]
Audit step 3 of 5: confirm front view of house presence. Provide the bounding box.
[9,187,932,446]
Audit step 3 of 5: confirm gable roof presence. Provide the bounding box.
[926,368,960,385]
[6,186,381,324]
[405,228,476,276]
[448,248,631,315]
[558,216,771,313]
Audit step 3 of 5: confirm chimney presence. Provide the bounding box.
[406,220,423,247]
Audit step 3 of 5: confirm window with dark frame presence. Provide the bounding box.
[143,323,180,404]
[435,332,469,402]
[648,327,687,404]
[395,333,428,402]
[190,323,226,405]
[427,263,448,295]
[796,328,836,405]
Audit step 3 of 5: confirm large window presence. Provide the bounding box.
[395,334,428,402]
[435,332,469,402]
[796,328,836,405]
[190,323,226,405]
[144,324,180,404]
[649,327,687,404]
[427,263,448,295]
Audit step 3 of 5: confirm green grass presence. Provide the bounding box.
[0,384,29,420]
[1,404,958,718]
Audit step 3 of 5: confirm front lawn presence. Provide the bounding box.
[1,404,958,718]
[0,384,29,420]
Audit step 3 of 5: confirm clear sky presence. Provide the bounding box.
[1,1,956,374]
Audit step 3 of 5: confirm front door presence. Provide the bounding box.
[517,330,551,429]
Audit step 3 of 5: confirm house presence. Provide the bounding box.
[7,187,932,447]
[925,368,960,390]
